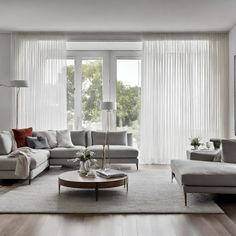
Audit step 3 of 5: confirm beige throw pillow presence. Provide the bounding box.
[56,130,74,148]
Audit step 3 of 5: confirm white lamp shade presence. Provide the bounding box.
[10,80,29,88]
[101,101,116,111]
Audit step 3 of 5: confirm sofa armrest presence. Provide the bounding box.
[127,133,133,146]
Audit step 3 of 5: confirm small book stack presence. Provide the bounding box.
[96,168,126,178]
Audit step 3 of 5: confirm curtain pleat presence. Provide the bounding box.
[11,33,67,130]
[140,34,228,164]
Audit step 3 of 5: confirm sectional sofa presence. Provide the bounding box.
[0,130,139,184]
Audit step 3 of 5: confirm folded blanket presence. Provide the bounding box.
[8,147,35,178]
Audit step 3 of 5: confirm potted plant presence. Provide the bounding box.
[190,137,202,150]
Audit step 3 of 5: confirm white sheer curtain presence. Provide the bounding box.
[140,34,228,164]
[11,33,67,130]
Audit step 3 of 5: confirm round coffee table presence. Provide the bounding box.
[58,171,128,201]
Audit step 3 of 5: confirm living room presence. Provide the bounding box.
[0,0,236,235]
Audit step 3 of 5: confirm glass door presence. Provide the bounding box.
[81,59,103,130]
[66,59,75,130]
[116,59,141,147]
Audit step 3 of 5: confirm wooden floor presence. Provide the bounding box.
[1,165,236,236]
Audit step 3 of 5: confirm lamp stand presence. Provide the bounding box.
[16,87,20,128]
[102,110,111,170]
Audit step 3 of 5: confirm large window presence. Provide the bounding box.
[116,59,141,147]
[66,50,141,146]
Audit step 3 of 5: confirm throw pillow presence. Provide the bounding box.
[27,136,50,149]
[56,130,74,148]
[12,127,33,148]
[37,130,57,148]
[0,131,13,155]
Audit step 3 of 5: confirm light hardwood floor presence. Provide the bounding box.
[0,165,236,236]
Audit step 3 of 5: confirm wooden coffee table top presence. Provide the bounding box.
[58,170,128,189]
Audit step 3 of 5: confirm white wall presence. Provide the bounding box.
[0,33,12,130]
[229,25,236,138]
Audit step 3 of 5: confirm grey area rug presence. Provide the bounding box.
[0,166,223,214]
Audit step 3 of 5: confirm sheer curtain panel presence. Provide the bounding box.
[11,33,67,130]
[140,34,228,164]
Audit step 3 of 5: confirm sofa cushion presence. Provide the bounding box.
[56,130,74,148]
[222,139,236,163]
[171,160,236,187]
[50,146,85,159]
[91,131,127,145]
[87,145,138,158]
[71,131,86,146]
[0,150,50,170]
[30,150,50,169]
[12,127,33,148]
[0,131,12,155]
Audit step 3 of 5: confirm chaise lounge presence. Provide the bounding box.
[171,139,236,206]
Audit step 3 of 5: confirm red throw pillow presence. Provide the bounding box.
[12,127,33,148]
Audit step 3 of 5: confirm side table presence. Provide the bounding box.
[186,149,221,162]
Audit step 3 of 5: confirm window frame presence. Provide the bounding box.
[67,50,142,130]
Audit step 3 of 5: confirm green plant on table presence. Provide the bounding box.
[190,137,202,149]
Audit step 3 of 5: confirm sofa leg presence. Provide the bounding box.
[136,162,139,170]
[171,172,174,183]
[28,172,31,185]
[184,191,187,206]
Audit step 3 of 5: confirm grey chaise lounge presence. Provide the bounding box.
[171,139,236,206]
[171,160,236,206]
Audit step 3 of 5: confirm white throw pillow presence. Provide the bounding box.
[37,130,57,148]
[56,130,74,148]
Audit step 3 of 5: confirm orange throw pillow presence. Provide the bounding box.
[12,127,33,148]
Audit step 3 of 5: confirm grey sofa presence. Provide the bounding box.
[171,139,236,206]
[0,130,139,184]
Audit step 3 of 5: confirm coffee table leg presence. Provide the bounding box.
[58,182,61,195]
[95,184,98,201]
[127,182,128,192]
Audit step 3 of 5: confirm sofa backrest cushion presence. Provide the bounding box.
[0,131,13,155]
[12,127,33,148]
[70,131,86,146]
[91,131,127,146]
[222,139,236,163]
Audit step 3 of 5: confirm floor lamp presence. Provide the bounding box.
[11,80,29,128]
[101,101,116,170]
[0,80,29,128]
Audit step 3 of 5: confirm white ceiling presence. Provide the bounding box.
[0,0,236,32]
